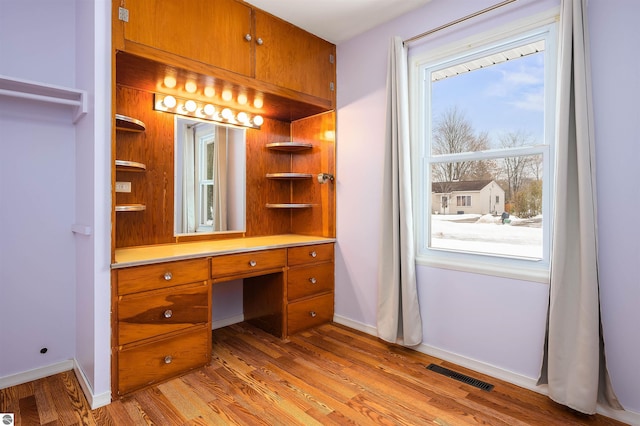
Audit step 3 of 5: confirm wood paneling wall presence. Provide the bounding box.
[291,111,336,238]
[115,86,175,247]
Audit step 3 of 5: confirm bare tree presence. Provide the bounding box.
[431,107,491,183]
[497,131,536,201]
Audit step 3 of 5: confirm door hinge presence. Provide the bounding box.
[330,82,335,91]
[118,7,129,22]
[329,54,335,64]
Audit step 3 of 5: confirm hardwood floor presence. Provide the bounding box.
[0,322,627,425]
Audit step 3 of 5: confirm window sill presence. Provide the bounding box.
[415,254,550,284]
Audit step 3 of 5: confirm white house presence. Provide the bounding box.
[431,180,504,215]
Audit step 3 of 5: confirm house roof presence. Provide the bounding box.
[432,180,495,193]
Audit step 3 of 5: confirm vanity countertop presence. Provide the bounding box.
[112,234,336,268]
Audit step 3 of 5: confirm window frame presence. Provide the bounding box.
[195,127,215,232]
[409,10,559,283]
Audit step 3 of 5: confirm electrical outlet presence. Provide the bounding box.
[115,181,131,193]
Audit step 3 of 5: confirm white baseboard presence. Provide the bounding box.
[73,360,111,409]
[212,314,244,330]
[0,360,73,389]
[332,314,640,425]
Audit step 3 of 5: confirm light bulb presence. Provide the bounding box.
[184,100,197,112]
[236,112,249,123]
[163,76,177,89]
[253,115,264,126]
[253,97,264,109]
[204,86,215,97]
[237,93,248,105]
[162,95,177,108]
[221,108,233,120]
[222,90,233,102]
[203,104,215,116]
[185,81,197,93]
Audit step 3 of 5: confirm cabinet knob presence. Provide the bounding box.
[310,251,317,258]
[163,272,173,281]
[309,277,317,284]
[249,260,257,267]
[256,37,263,46]
[164,355,173,364]
[244,33,252,41]
[309,311,317,318]
[163,309,173,318]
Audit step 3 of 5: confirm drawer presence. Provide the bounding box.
[117,326,210,395]
[287,292,334,335]
[117,258,209,295]
[211,249,286,279]
[287,263,334,301]
[287,243,334,266]
[118,283,210,346]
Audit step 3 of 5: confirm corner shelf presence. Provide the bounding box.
[266,173,312,180]
[0,74,87,123]
[266,142,312,152]
[115,204,146,212]
[115,114,146,132]
[266,203,313,209]
[115,160,147,172]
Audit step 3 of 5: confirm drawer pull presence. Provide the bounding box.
[244,33,252,42]
[309,277,317,284]
[164,355,173,364]
[309,311,317,318]
[310,251,317,258]
[163,309,173,318]
[163,272,173,281]
[249,260,257,267]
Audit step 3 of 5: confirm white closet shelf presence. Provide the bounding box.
[0,74,87,123]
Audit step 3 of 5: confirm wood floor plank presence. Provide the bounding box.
[18,395,41,426]
[0,322,629,426]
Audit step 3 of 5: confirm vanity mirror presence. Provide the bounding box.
[174,116,246,236]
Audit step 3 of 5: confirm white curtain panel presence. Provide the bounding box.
[538,0,622,414]
[377,36,423,347]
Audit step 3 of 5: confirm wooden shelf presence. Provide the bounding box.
[115,160,147,172]
[115,204,146,212]
[266,173,312,180]
[115,114,146,132]
[0,74,87,123]
[266,203,313,209]
[266,142,313,152]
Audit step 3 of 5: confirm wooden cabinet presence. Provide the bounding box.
[254,9,336,101]
[114,0,336,104]
[120,0,253,76]
[286,243,334,335]
[113,258,211,396]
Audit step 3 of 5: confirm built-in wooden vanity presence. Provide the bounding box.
[111,0,337,397]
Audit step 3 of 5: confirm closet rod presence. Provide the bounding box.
[403,0,516,45]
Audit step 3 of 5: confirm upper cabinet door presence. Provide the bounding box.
[122,0,253,77]
[254,10,336,102]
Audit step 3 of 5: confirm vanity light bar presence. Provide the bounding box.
[153,93,263,129]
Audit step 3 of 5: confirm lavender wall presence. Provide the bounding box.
[0,0,78,378]
[589,0,640,414]
[0,0,112,404]
[336,0,640,414]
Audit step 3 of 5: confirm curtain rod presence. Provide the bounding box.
[403,0,517,45]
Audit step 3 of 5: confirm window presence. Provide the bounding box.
[194,124,216,232]
[456,196,471,207]
[411,14,558,280]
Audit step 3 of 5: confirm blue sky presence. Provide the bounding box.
[431,52,545,148]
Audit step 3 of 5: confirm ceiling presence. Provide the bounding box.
[245,0,432,44]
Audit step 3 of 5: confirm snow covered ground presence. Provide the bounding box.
[430,214,543,259]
